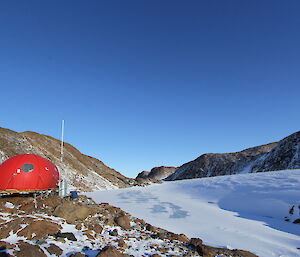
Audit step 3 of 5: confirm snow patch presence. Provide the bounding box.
[4,202,14,209]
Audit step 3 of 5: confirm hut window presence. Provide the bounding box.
[22,163,34,173]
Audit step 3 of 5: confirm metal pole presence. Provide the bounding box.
[60,120,64,162]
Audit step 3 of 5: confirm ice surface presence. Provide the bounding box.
[87,169,300,257]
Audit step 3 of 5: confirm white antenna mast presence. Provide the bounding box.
[59,119,69,198]
[60,120,65,162]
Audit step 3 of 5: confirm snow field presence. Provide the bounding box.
[87,169,300,257]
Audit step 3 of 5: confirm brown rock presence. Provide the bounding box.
[84,231,95,240]
[0,241,15,249]
[157,232,171,240]
[18,199,36,213]
[114,215,131,230]
[53,201,90,223]
[87,223,103,234]
[135,218,146,225]
[75,223,83,230]
[151,254,161,257]
[103,218,115,226]
[45,244,63,256]
[189,238,203,255]
[117,238,127,248]
[177,233,189,243]
[189,238,203,247]
[158,248,167,254]
[150,244,160,249]
[202,245,259,257]
[0,217,35,240]
[14,241,47,257]
[17,220,62,240]
[39,195,62,210]
[146,224,158,232]
[96,246,130,257]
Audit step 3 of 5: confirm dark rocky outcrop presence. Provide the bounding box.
[137,166,178,180]
[136,171,150,179]
[251,131,300,172]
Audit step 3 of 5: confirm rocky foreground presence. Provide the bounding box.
[0,194,258,257]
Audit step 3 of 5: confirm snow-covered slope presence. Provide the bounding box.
[87,169,300,257]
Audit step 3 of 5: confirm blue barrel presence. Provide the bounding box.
[70,190,79,199]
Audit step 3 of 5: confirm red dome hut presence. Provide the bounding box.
[0,154,60,193]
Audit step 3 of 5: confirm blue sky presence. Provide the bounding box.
[1,1,299,178]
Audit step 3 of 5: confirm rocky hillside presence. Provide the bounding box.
[136,166,178,180]
[0,128,135,191]
[136,171,150,179]
[251,131,300,172]
[0,194,257,257]
[167,130,300,181]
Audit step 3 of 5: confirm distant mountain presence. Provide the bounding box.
[166,131,300,181]
[136,171,150,179]
[136,166,178,180]
[0,128,134,191]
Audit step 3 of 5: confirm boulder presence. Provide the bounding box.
[87,223,103,234]
[189,238,203,255]
[38,195,62,210]
[114,215,131,230]
[14,241,47,257]
[45,244,63,256]
[177,233,190,243]
[54,232,77,241]
[96,245,130,257]
[17,220,62,240]
[84,230,95,240]
[189,238,203,247]
[53,201,90,223]
[145,224,158,233]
